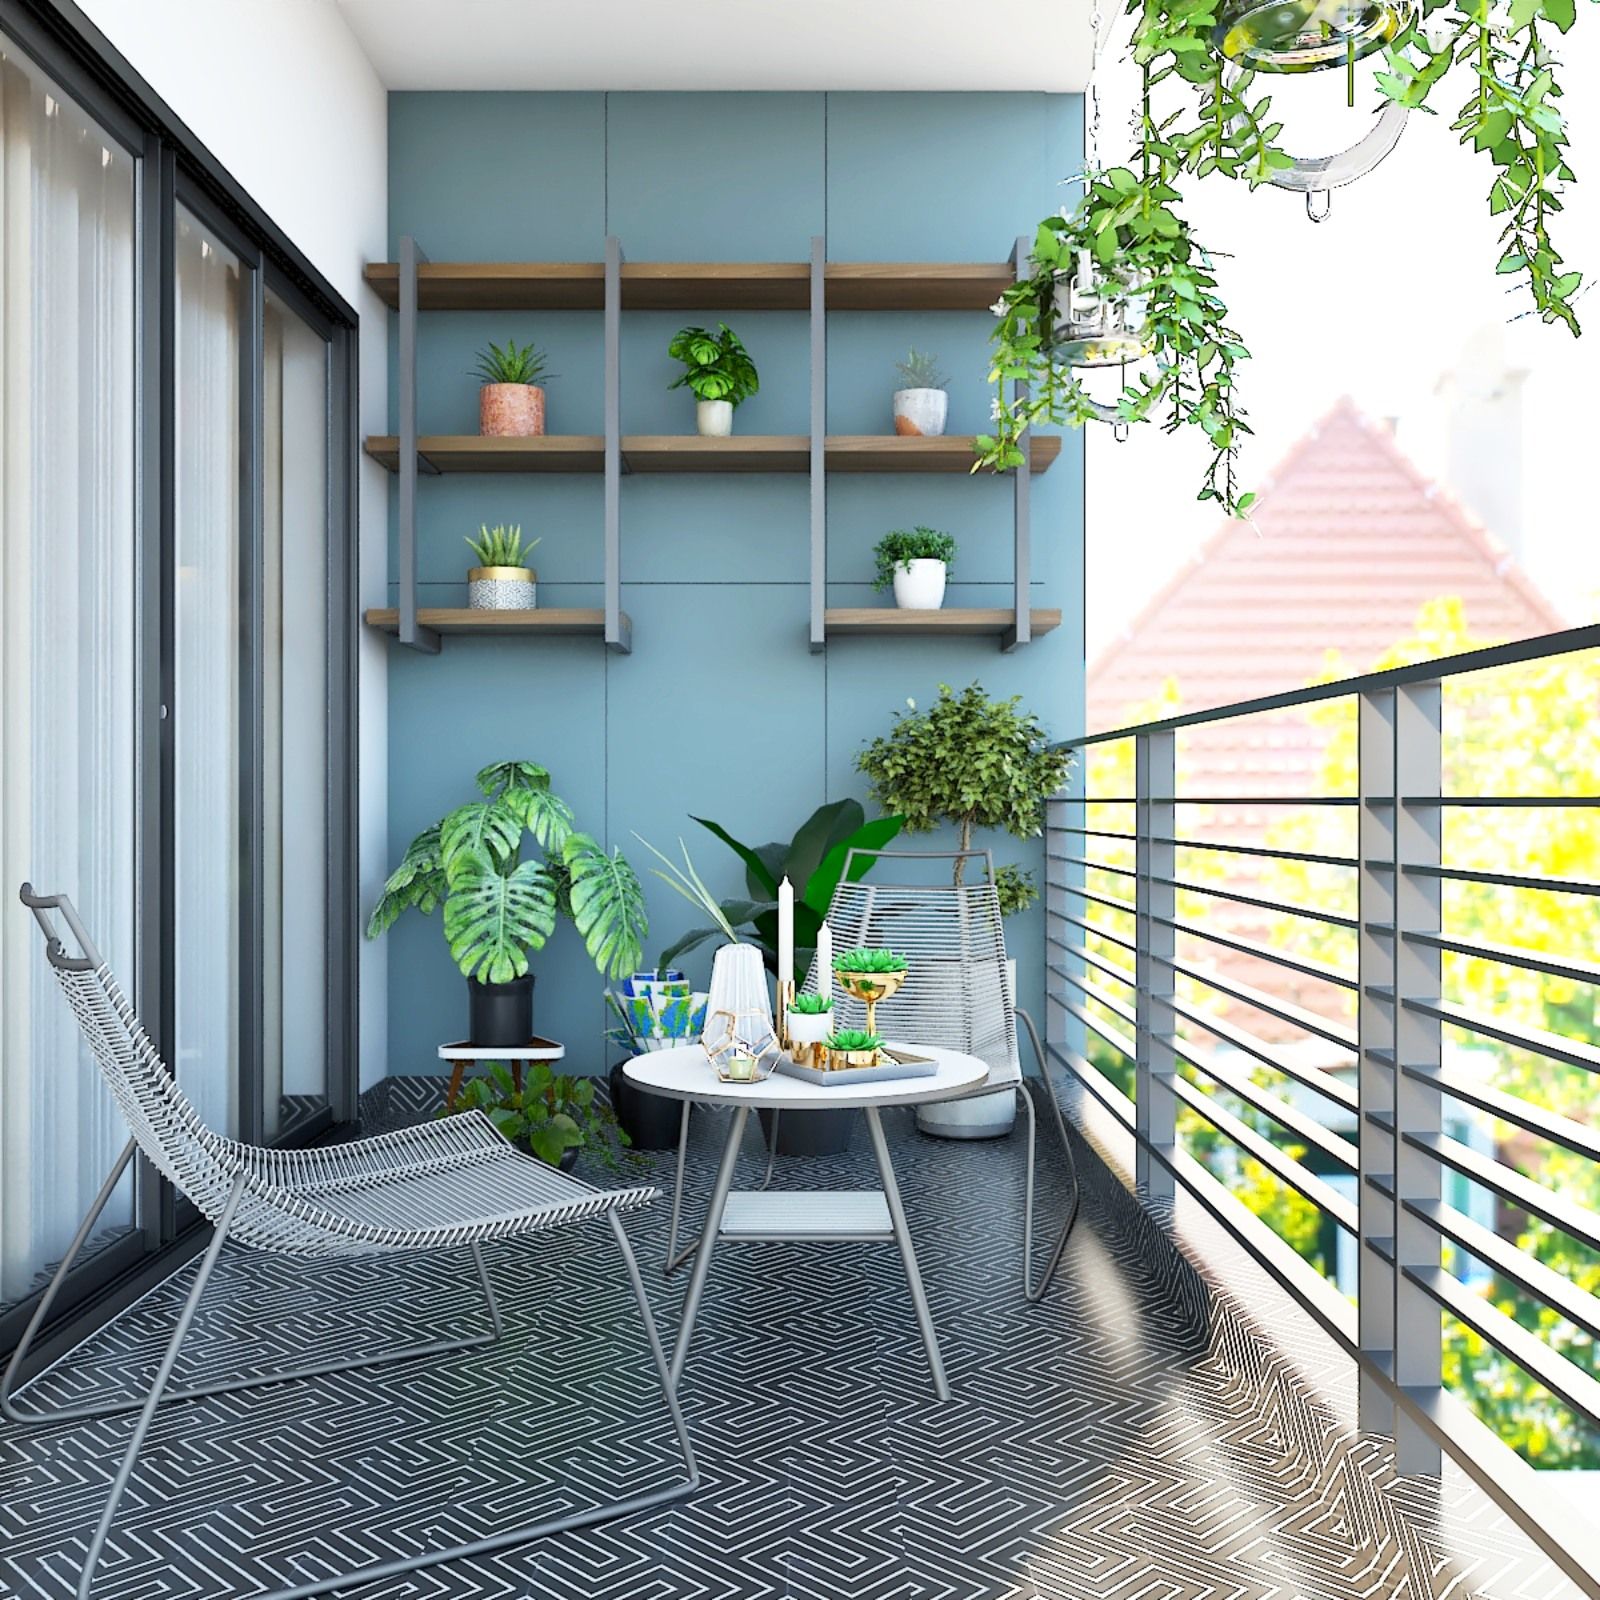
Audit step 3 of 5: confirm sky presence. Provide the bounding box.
[1082,30,1600,665]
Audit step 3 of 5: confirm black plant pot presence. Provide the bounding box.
[758,1106,856,1159]
[608,1060,681,1151]
[467,973,534,1047]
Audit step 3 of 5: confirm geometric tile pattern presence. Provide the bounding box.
[0,1076,1583,1600]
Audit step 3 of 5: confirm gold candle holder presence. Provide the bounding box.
[775,978,795,1050]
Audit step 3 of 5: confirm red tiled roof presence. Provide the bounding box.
[1087,395,1565,744]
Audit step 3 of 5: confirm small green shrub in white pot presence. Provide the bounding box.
[466,523,540,611]
[892,349,948,437]
[873,526,956,611]
[668,323,759,436]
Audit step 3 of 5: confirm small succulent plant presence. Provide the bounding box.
[825,1029,884,1053]
[473,338,553,387]
[834,947,908,973]
[895,349,947,390]
[465,523,540,568]
[790,992,834,1014]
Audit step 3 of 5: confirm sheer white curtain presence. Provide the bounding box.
[0,43,137,1306]
[173,208,240,1138]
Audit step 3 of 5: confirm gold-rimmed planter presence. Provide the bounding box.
[468,564,537,611]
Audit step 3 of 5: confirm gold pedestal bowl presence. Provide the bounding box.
[834,965,907,1037]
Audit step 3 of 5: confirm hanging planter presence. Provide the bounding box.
[976,167,1255,517]
[1211,0,1408,73]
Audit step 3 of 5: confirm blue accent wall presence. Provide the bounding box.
[383,91,1085,1073]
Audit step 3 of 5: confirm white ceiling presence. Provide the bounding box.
[332,0,1093,93]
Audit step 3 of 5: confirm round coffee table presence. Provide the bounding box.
[624,1043,990,1401]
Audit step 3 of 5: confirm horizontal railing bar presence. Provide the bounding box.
[1407,1131,1600,1253]
[1050,794,1135,804]
[1149,873,1359,932]
[1054,882,1138,919]
[1404,1264,1600,1429]
[1398,863,1600,897]
[1169,957,1359,1053]
[1178,1040,1359,1170]
[1048,853,1138,880]
[1061,999,1137,1063]
[1404,998,1600,1076]
[1052,624,1600,750]
[1053,826,1139,842]
[1161,795,1360,807]
[1045,1039,1135,1129]
[1152,915,1359,992]
[1402,1064,1600,1164]
[1166,991,1359,1111]
[1408,795,1600,808]
[1403,930,1600,987]
[1406,1198,1600,1345]
[1048,910,1137,954]
[1054,967,1139,1028]
[1054,942,1138,990]
[1157,835,1358,870]
[1170,1075,1358,1232]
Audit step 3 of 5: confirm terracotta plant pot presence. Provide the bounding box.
[893,387,948,437]
[480,383,546,437]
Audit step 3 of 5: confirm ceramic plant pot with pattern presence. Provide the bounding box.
[468,565,537,610]
[892,387,948,437]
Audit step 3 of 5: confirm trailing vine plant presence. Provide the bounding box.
[976,164,1257,516]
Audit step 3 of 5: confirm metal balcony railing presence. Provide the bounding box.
[1045,624,1600,1592]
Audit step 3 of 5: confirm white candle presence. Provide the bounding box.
[816,919,832,1002]
[777,877,794,989]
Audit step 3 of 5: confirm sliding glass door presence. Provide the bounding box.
[0,8,356,1353]
[0,36,140,1312]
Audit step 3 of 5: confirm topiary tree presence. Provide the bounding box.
[854,683,1073,914]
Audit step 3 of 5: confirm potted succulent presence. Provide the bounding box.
[453,1062,630,1171]
[465,523,540,611]
[872,526,956,611]
[824,1028,887,1068]
[667,323,759,436]
[367,760,647,1049]
[892,349,949,437]
[474,338,553,438]
[785,991,834,1062]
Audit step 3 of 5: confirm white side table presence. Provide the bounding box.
[624,1043,990,1401]
[437,1037,565,1110]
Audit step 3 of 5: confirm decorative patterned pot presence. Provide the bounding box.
[468,565,537,610]
[479,382,546,437]
[892,387,948,437]
[891,559,947,611]
[696,399,733,437]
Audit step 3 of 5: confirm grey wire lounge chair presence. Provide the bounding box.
[663,848,1080,1300]
[3,884,698,1600]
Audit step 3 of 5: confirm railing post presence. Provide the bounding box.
[1392,681,1443,1474]
[1135,731,1176,1199]
[1357,687,1398,1436]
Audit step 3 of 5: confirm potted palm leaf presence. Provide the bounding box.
[466,523,540,610]
[667,323,759,436]
[367,760,647,1047]
[475,338,553,437]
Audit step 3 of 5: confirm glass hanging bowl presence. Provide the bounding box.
[1213,0,1407,72]
[1045,261,1153,369]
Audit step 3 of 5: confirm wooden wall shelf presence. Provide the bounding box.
[364,608,615,638]
[365,259,1015,312]
[365,433,1059,476]
[826,608,1062,638]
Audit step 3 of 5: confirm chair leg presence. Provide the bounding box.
[77,1174,246,1600]
[1017,1005,1082,1303]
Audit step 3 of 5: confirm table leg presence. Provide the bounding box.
[445,1060,465,1111]
[864,1105,950,1401]
[668,1105,748,1391]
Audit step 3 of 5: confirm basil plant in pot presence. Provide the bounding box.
[667,322,759,437]
[367,760,647,1048]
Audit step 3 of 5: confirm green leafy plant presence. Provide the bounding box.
[977,167,1253,516]
[455,1062,630,1169]
[834,947,909,973]
[667,323,760,406]
[653,800,905,982]
[872,527,957,593]
[824,1029,885,1052]
[895,349,948,389]
[789,992,835,1014]
[856,683,1072,915]
[473,338,553,386]
[367,760,647,983]
[465,523,539,568]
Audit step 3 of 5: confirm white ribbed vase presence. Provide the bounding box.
[702,943,773,1047]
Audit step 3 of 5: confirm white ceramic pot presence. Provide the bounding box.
[468,566,537,610]
[892,559,947,611]
[786,1009,833,1047]
[697,399,734,437]
[892,388,948,437]
[917,956,1019,1139]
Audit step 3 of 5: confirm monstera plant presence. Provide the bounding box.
[367,760,646,1043]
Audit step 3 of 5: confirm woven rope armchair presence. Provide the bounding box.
[3,885,697,1600]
